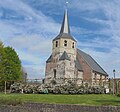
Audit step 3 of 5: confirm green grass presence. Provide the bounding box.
[0,93,120,106]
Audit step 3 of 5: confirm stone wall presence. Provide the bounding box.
[0,103,120,112]
[52,38,76,57]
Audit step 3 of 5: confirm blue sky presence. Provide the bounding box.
[0,0,120,79]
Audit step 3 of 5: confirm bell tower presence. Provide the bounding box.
[52,9,77,61]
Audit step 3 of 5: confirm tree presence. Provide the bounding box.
[0,41,6,90]
[0,41,6,80]
[3,46,23,81]
[0,41,23,91]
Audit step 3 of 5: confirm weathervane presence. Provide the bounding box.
[65,1,69,9]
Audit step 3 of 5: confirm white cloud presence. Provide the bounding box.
[0,0,60,79]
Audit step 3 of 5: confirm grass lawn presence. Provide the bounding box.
[0,93,120,106]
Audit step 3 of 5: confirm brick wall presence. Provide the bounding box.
[77,52,92,82]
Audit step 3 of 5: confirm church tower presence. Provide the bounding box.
[45,10,78,84]
[52,9,76,60]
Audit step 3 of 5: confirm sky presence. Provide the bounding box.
[0,0,120,79]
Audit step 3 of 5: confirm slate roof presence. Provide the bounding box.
[75,58,83,71]
[60,9,70,34]
[53,10,76,42]
[53,33,76,42]
[46,55,52,63]
[59,51,70,61]
[77,49,108,76]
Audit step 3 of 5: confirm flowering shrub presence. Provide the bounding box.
[10,83,23,93]
[10,82,106,94]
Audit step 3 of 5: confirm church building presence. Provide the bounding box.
[45,10,108,87]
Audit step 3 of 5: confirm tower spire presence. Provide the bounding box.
[60,1,70,34]
[65,1,69,10]
[53,1,76,42]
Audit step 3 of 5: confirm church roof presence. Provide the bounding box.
[53,10,76,42]
[60,9,70,34]
[46,55,52,63]
[77,49,108,76]
[53,33,76,41]
[59,51,70,61]
[75,58,83,71]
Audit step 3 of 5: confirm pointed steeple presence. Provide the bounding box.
[53,9,76,42]
[60,9,70,34]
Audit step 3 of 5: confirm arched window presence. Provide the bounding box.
[64,40,67,47]
[56,41,58,47]
[72,42,74,48]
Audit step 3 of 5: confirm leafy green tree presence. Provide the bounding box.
[0,41,6,90]
[0,41,6,79]
[3,46,23,81]
[0,41,24,91]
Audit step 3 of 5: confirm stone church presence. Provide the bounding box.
[45,10,108,87]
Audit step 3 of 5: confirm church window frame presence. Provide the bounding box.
[95,73,97,83]
[72,42,75,48]
[56,41,58,47]
[53,69,56,79]
[64,40,67,47]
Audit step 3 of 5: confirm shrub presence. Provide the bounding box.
[53,86,60,94]
[10,82,106,95]
[23,85,33,94]
[10,83,23,93]
[51,80,57,85]
[117,93,120,97]
[37,86,43,94]
[77,88,84,94]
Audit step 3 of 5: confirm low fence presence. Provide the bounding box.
[0,103,120,112]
